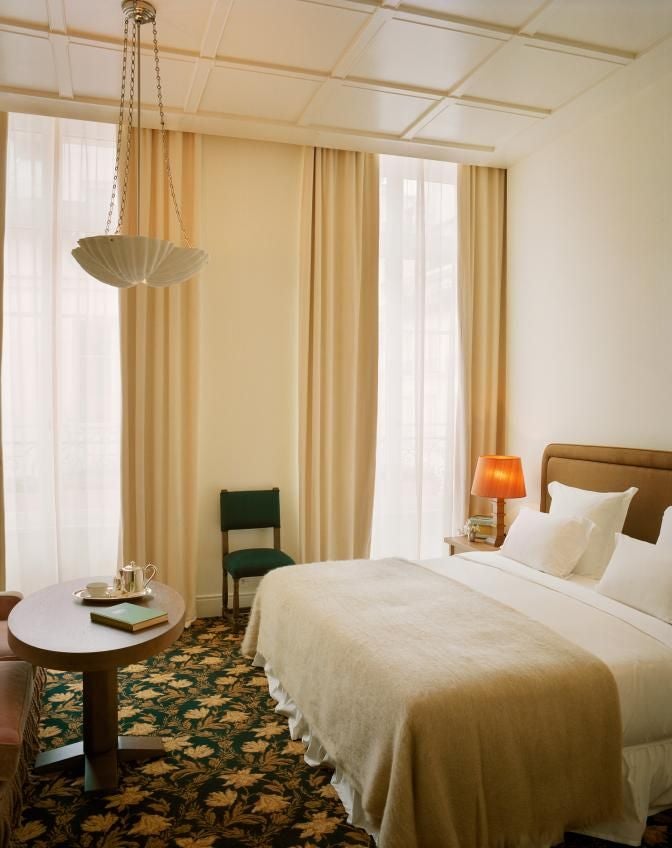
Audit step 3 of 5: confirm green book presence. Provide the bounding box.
[90,602,168,632]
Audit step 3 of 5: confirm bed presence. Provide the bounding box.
[243,443,672,847]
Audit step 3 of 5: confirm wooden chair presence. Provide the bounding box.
[220,487,294,632]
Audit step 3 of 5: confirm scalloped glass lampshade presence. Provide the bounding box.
[72,235,208,288]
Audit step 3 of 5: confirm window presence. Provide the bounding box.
[3,114,120,593]
[371,155,459,560]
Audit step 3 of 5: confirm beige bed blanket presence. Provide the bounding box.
[242,558,622,848]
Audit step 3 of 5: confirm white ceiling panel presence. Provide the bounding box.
[216,0,370,72]
[70,43,191,108]
[65,0,213,52]
[200,67,321,122]
[417,102,540,146]
[462,41,618,110]
[0,30,57,92]
[533,0,672,55]
[0,0,48,26]
[402,0,546,29]
[351,18,504,91]
[1,0,671,166]
[307,83,435,135]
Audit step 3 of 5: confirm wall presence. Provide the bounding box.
[506,70,672,506]
[196,136,303,616]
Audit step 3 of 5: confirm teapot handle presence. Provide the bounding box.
[143,563,157,588]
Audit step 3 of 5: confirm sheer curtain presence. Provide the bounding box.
[2,113,120,595]
[371,155,466,561]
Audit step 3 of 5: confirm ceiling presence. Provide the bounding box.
[1,0,671,166]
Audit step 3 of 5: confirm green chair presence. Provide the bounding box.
[220,487,294,632]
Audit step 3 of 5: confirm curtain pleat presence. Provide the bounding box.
[121,128,200,620]
[457,165,507,517]
[299,147,379,563]
[0,113,7,591]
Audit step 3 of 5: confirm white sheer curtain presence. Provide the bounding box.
[2,113,121,595]
[371,155,467,561]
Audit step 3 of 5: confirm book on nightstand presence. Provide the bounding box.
[90,602,168,632]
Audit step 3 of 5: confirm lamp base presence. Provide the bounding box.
[489,498,506,547]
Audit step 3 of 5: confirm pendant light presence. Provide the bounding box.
[72,0,208,288]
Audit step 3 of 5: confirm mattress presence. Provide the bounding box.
[251,552,672,845]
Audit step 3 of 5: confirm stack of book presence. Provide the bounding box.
[467,515,495,541]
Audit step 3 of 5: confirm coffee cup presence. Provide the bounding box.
[86,581,109,598]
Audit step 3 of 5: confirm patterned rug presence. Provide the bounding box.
[11,617,672,847]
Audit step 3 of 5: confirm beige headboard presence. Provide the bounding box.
[540,444,672,543]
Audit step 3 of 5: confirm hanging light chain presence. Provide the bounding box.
[105,16,130,235]
[152,19,192,247]
[116,23,137,234]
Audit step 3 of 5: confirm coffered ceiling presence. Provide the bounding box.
[0,0,671,166]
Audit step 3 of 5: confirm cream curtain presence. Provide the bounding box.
[371,155,463,559]
[457,165,507,517]
[0,113,7,590]
[121,128,200,620]
[299,147,379,563]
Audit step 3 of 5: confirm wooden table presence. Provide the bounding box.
[443,535,501,555]
[8,578,185,792]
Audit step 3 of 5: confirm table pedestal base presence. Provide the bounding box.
[35,735,164,792]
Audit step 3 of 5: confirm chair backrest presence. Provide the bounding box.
[220,487,282,541]
[220,488,282,554]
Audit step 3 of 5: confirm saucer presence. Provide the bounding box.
[73,587,152,604]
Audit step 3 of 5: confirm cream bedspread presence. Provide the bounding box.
[242,558,622,848]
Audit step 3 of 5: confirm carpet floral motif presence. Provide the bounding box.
[11,618,672,847]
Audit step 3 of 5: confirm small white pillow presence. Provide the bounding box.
[597,533,672,623]
[658,506,672,546]
[548,481,638,579]
[501,508,595,578]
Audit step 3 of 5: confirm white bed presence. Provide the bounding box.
[244,444,672,846]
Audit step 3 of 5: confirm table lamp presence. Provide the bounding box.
[470,455,526,546]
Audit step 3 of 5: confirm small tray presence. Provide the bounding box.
[73,587,153,604]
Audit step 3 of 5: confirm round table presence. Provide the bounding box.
[8,578,185,792]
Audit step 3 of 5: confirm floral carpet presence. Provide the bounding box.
[11,617,672,847]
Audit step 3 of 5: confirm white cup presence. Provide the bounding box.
[86,581,109,598]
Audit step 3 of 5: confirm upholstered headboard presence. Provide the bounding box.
[540,444,672,543]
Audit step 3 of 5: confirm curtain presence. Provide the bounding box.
[457,165,507,517]
[371,155,464,560]
[0,113,7,590]
[120,128,200,621]
[299,147,379,563]
[2,114,120,595]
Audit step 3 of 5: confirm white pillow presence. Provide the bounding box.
[658,506,672,546]
[547,481,638,579]
[597,533,672,623]
[501,507,595,578]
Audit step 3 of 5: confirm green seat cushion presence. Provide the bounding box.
[224,548,294,579]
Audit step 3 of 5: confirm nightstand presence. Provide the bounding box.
[443,535,501,556]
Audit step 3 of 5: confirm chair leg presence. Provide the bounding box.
[233,578,240,634]
[222,568,229,617]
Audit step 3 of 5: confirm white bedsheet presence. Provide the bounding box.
[422,552,672,747]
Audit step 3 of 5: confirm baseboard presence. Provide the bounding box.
[196,580,259,619]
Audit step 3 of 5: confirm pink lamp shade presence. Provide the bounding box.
[471,455,526,500]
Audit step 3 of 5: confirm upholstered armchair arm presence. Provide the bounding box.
[0,592,23,621]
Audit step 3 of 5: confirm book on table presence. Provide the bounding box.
[90,602,168,632]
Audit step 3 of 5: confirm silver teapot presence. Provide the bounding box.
[119,561,156,594]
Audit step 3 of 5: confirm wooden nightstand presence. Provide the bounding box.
[443,535,501,556]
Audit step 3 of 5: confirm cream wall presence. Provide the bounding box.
[196,136,303,616]
[506,70,672,506]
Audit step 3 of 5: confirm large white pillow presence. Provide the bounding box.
[547,481,638,579]
[597,533,672,623]
[658,506,672,546]
[501,507,595,578]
